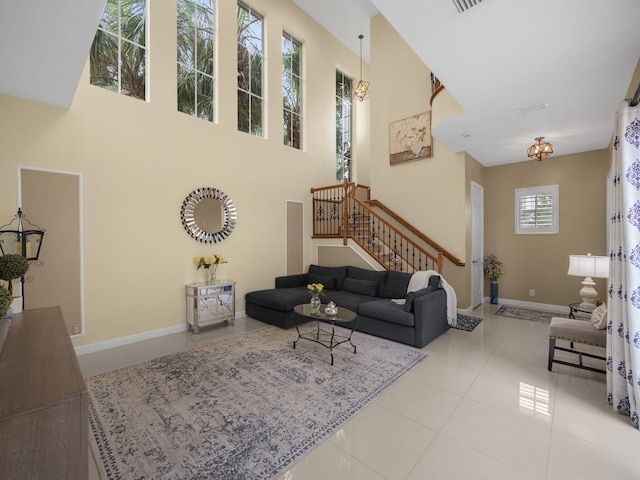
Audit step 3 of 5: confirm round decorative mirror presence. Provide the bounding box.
[181,187,237,243]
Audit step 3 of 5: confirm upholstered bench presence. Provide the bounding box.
[547,317,606,373]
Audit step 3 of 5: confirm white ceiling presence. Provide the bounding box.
[0,1,105,108]
[294,0,640,166]
[1,1,638,167]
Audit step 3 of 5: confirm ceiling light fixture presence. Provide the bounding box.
[353,34,370,102]
[527,137,553,161]
[516,102,549,115]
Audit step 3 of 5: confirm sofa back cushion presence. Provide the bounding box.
[346,266,387,297]
[342,278,379,296]
[382,270,413,298]
[307,265,347,290]
[306,273,336,290]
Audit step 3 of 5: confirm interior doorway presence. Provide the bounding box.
[19,167,83,336]
[471,181,484,308]
[286,201,303,275]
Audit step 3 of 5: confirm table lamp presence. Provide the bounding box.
[567,253,609,307]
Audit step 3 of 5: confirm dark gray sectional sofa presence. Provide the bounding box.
[245,265,449,348]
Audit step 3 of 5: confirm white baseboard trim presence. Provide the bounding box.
[75,323,188,356]
[75,311,248,356]
[483,297,569,314]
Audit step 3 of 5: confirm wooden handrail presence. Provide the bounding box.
[310,182,459,273]
[350,197,443,273]
[430,85,445,107]
[365,199,465,267]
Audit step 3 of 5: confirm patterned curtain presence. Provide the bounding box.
[607,100,640,429]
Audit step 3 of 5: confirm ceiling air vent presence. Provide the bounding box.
[450,0,486,15]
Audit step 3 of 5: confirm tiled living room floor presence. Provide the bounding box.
[78,303,640,480]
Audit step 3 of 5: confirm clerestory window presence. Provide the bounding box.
[90,0,147,100]
[282,31,302,149]
[237,2,264,137]
[336,70,352,182]
[177,0,216,121]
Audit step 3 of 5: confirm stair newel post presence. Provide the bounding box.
[436,252,444,274]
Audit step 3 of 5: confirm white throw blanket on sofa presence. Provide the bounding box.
[407,270,458,327]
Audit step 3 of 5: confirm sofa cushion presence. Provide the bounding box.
[358,299,415,327]
[346,266,387,297]
[323,290,376,312]
[245,287,310,312]
[308,265,347,290]
[307,273,336,290]
[382,270,412,298]
[342,277,378,296]
[404,286,436,312]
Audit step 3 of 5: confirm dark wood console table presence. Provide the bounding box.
[0,307,88,479]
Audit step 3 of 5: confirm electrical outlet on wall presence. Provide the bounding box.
[529,289,535,296]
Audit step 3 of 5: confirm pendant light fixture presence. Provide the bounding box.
[527,136,554,161]
[353,34,370,102]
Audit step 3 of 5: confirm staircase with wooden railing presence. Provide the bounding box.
[311,182,465,274]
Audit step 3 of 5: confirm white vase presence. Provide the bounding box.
[10,297,22,314]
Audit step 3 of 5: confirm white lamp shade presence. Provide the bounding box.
[567,254,609,278]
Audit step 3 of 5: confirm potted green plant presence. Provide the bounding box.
[0,254,30,314]
[483,254,504,304]
[0,284,11,319]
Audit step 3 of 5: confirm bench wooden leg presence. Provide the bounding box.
[548,337,556,371]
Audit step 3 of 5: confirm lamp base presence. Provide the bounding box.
[578,277,598,308]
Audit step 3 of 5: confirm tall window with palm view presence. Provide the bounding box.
[237,2,264,136]
[336,70,353,181]
[90,0,147,100]
[177,0,216,121]
[282,32,302,149]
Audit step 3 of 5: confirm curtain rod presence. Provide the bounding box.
[630,81,640,107]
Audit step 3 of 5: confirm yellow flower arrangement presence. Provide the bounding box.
[483,254,504,282]
[307,283,324,296]
[194,254,227,270]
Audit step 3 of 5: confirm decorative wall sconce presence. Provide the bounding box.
[353,34,370,102]
[527,137,554,161]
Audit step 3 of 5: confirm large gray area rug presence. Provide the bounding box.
[495,305,569,323]
[87,325,425,480]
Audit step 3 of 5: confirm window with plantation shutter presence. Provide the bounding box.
[515,185,559,234]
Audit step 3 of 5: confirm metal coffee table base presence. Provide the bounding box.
[292,304,358,365]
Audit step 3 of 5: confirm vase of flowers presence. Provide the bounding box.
[194,254,227,284]
[307,283,324,314]
[483,254,504,304]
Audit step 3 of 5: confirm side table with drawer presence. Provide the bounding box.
[186,281,235,333]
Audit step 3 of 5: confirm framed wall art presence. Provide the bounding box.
[389,110,432,165]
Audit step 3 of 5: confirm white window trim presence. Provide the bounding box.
[515,184,559,235]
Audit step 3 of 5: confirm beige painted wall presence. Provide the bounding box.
[367,15,468,305]
[0,0,370,346]
[484,150,609,306]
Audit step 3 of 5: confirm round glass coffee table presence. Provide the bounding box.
[292,304,358,365]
